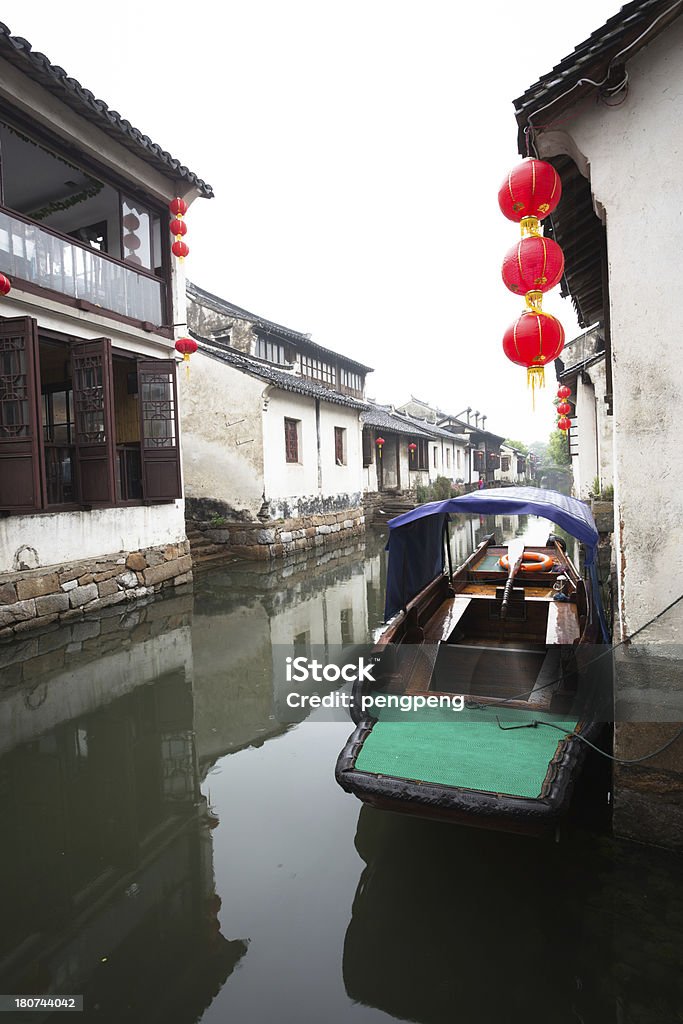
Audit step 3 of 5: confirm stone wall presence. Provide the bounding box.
[0,541,192,641]
[191,507,365,560]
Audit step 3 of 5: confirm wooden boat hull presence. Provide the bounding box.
[336,718,606,837]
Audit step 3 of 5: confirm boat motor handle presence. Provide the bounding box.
[501,540,525,620]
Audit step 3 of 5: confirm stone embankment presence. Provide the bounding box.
[188,507,365,564]
[0,542,192,641]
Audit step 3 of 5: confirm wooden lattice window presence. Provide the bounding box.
[137,360,181,499]
[285,418,300,463]
[0,316,43,511]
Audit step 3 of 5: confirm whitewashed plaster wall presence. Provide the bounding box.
[573,375,599,501]
[262,391,320,513]
[536,20,683,636]
[0,502,186,574]
[179,351,266,518]
[318,403,363,500]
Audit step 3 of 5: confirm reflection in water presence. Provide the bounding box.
[0,522,679,1024]
[0,595,247,1023]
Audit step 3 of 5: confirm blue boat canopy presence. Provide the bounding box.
[384,487,601,624]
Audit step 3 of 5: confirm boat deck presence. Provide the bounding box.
[354,708,578,799]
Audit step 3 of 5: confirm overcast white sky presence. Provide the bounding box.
[15,1,621,443]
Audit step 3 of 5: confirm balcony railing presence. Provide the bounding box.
[0,208,164,325]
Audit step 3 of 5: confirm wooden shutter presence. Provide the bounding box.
[71,338,117,506]
[0,316,44,511]
[137,359,181,500]
[362,427,374,467]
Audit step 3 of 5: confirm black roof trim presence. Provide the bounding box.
[0,23,213,198]
[193,334,370,410]
[187,280,373,373]
[513,0,681,152]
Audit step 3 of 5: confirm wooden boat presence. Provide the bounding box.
[335,487,610,835]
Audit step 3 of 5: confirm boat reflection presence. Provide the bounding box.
[343,805,614,1024]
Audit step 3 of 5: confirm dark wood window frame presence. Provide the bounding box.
[334,426,346,466]
[285,418,300,463]
[362,427,374,467]
[0,109,173,336]
[0,316,182,514]
[412,438,428,471]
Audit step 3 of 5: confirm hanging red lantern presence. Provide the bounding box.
[375,436,385,460]
[502,310,565,399]
[169,197,188,217]
[175,336,198,377]
[501,235,564,311]
[170,218,188,238]
[0,273,11,296]
[172,239,189,260]
[557,416,571,432]
[557,401,571,416]
[557,384,571,400]
[408,442,417,462]
[498,159,562,235]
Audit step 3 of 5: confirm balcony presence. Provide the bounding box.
[0,208,165,326]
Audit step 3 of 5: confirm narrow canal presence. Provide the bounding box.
[0,520,680,1023]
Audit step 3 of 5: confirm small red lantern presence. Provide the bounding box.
[502,310,565,400]
[408,442,417,463]
[0,273,11,296]
[557,416,571,432]
[169,197,188,217]
[501,235,564,311]
[172,239,189,260]
[375,436,385,460]
[557,384,571,400]
[498,159,562,234]
[175,336,198,377]
[170,218,188,238]
[557,401,571,416]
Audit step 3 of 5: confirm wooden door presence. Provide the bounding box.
[0,316,44,511]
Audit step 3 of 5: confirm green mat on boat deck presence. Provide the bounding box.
[354,709,578,799]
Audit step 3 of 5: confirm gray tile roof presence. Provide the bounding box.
[187,281,374,373]
[513,0,678,151]
[194,335,370,410]
[0,23,213,198]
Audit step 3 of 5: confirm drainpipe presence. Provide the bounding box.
[315,399,322,492]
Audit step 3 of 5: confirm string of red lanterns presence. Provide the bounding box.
[169,197,190,260]
[498,159,565,407]
[556,384,572,432]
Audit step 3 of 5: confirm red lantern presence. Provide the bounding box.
[172,239,189,260]
[501,235,564,309]
[502,310,565,399]
[408,442,417,462]
[557,384,571,400]
[170,218,188,238]
[498,159,562,232]
[0,273,11,296]
[375,436,385,460]
[557,401,571,416]
[169,197,188,217]
[557,416,571,432]
[175,336,197,377]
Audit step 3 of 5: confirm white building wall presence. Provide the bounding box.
[262,392,363,517]
[179,351,266,518]
[573,376,599,501]
[537,19,683,636]
[0,503,186,575]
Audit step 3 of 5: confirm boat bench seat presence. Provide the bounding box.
[423,597,472,643]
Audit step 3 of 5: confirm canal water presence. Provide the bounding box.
[0,517,680,1024]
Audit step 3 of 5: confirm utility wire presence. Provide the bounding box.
[496,716,683,766]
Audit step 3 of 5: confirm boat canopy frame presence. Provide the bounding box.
[384,487,608,640]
